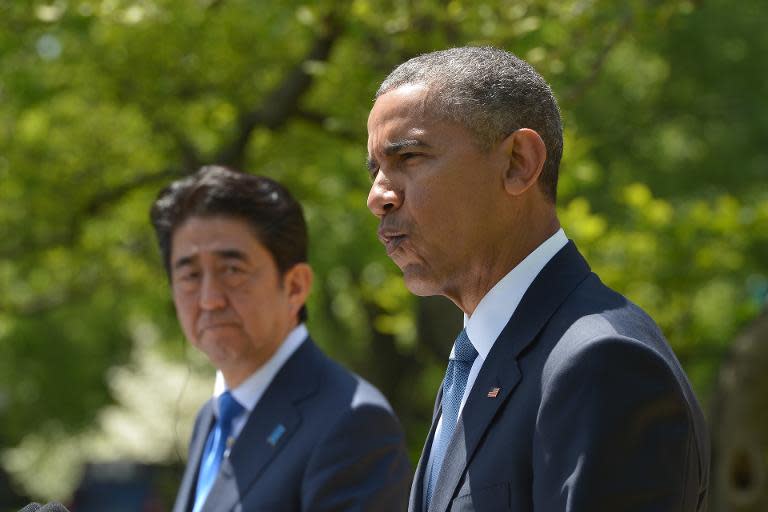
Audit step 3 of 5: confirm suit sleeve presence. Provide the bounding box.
[300,403,412,512]
[533,336,701,511]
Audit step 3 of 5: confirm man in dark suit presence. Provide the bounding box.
[366,46,710,511]
[150,165,410,512]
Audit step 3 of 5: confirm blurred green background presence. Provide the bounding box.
[1,0,767,510]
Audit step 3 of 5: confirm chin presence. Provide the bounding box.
[402,267,440,297]
[196,338,240,364]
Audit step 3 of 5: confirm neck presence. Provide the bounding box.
[448,215,560,316]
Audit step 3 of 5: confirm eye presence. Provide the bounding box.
[172,269,201,292]
[366,159,379,181]
[221,264,249,287]
[179,270,200,281]
[224,264,244,275]
[401,152,424,163]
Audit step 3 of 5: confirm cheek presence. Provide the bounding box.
[409,188,460,236]
[173,298,197,337]
[407,182,442,222]
[230,289,270,321]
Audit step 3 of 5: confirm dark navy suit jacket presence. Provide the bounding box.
[410,242,710,512]
[173,337,411,512]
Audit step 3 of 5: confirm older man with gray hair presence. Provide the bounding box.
[366,46,709,512]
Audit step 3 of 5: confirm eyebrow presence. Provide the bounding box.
[172,249,250,270]
[366,139,432,171]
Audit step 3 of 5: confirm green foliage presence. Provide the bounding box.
[0,0,766,501]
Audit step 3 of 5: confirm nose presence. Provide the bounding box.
[199,273,227,310]
[367,173,402,217]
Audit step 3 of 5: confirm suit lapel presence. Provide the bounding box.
[173,402,214,512]
[428,361,522,512]
[201,338,323,512]
[410,389,443,512]
[429,242,591,511]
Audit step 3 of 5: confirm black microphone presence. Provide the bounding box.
[17,504,41,512]
[38,504,71,512]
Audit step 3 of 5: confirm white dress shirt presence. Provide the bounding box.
[424,229,568,498]
[211,323,308,438]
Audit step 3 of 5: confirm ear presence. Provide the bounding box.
[498,128,547,196]
[283,263,313,317]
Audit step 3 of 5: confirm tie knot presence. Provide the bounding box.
[218,391,244,425]
[452,329,477,363]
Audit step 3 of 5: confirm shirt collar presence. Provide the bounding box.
[212,323,308,416]
[462,229,568,360]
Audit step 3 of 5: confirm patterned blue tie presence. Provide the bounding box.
[193,391,244,512]
[425,329,478,510]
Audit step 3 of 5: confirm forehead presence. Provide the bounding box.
[367,84,430,134]
[171,215,264,259]
[367,84,483,157]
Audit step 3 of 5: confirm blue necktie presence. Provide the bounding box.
[425,329,478,510]
[193,391,244,512]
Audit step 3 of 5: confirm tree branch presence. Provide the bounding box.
[294,108,362,143]
[215,11,345,167]
[84,166,187,216]
[563,11,634,104]
[143,115,202,171]
[0,166,186,260]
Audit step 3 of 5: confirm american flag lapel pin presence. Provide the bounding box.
[487,387,500,398]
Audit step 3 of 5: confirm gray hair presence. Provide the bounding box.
[376,46,563,202]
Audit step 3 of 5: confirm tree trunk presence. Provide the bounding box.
[710,308,768,511]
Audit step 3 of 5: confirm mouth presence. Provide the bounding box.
[198,323,239,334]
[377,229,407,256]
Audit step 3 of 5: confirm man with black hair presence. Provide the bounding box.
[151,165,410,512]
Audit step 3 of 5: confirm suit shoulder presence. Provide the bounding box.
[548,273,669,354]
[349,374,394,413]
[541,273,698,403]
[307,341,395,415]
